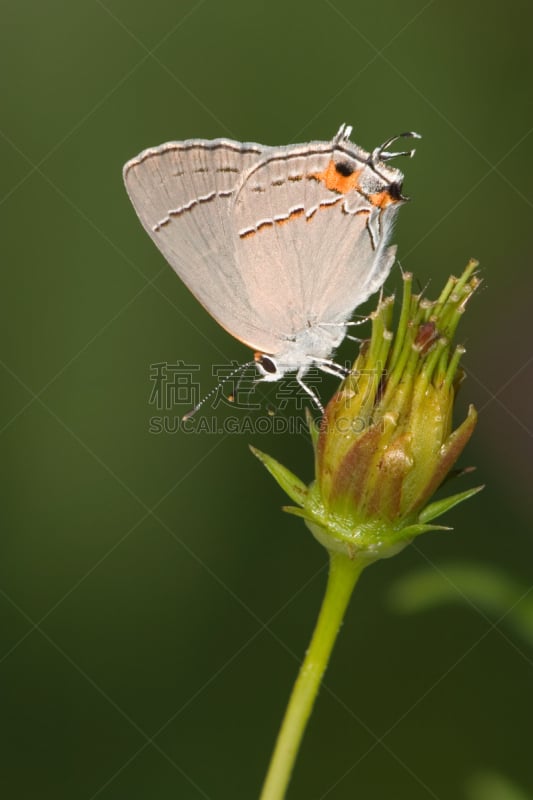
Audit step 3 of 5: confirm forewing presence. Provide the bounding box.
[123,139,283,353]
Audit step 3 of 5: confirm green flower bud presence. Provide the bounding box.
[252,261,483,564]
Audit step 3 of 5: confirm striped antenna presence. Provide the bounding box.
[182,361,256,421]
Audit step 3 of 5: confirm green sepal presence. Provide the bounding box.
[418,484,485,524]
[249,446,308,507]
[282,505,317,523]
[397,523,452,541]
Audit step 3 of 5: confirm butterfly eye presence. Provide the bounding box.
[257,354,277,374]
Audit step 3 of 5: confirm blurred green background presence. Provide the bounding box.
[1,1,532,797]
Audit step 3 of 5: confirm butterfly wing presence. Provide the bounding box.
[123,139,284,353]
[124,133,405,360]
[232,140,403,339]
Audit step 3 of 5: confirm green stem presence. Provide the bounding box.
[259,551,365,800]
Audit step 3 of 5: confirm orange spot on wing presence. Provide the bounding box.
[240,201,343,240]
[310,159,362,194]
[368,190,398,208]
[276,208,305,226]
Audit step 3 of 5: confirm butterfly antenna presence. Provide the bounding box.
[371,131,421,164]
[182,360,256,421]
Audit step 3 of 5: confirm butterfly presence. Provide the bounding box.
[123,124,418,412]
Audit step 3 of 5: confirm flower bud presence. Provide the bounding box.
[252,261,483,563]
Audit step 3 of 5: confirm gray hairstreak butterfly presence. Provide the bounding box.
[123,124,419,414]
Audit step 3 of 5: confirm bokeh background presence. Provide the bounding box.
[1,1,532,798]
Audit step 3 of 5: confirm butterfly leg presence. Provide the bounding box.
[296,367,325,414]
[320,318,369,328]
[319,318,369,343]
[313,357,350,378]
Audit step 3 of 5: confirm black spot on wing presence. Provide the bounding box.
[335,161,355,177]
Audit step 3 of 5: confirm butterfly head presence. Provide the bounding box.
[254,352,285,382]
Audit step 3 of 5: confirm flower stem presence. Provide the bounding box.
[259,551,365,800]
